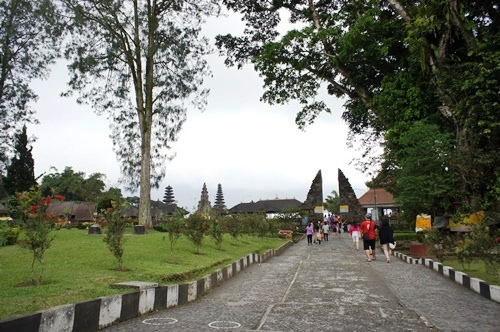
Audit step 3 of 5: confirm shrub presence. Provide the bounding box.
[225,215,242,243]
[163,213,184,254]
[102,200,129,270]
[420,228,454,262]
[183,213,208,254]
[209,216,224,250]
[16,188,65,285]
[0,221,9,246]
[455,222,500,274]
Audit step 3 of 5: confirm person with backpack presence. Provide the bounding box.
[360,214,377,262]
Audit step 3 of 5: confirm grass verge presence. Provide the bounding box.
[440,257,500,286]
[0,228,286,320]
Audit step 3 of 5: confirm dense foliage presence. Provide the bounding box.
[0,0,63,171]
[216,0,499,217]
[39,166,106,202]
[2,125,36,196]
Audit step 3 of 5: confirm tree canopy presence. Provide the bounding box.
[39,166,106,202]
[324,190,340,215]
[0,0,63,170]
[61,0,220,227]
[2,125,36,196]
[217,0,499,216]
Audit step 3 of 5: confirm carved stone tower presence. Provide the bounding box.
[338,168,364,224]
[197,183,212,216]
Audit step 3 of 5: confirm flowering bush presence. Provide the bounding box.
[183,213,208,254]
[163,212,184,254]
[16,187,65,285]
[224,215,242,243]
[102,200,129,270]
[420,228,453,262]
[455,222,500,273]
[209,216,224,250]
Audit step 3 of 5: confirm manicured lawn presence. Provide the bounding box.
[0,228,286,320]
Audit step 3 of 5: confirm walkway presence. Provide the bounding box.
[102,236,500,331]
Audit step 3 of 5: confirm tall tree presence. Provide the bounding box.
[3,125,36,195]
[216,0,499,215]
[0,0,63,170]
[61,0,220,228]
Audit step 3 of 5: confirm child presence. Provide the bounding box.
[349,223,361,250]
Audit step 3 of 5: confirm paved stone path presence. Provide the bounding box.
[102,236,500,331]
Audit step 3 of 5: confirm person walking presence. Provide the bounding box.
[349,223,361,250]
[322,221,330,242]
[378,217,395,263]
[306,222,314,245]
[360,214,377,262]
[315,221,322,244]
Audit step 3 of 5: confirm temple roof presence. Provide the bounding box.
[358,188,397,207]
[229,198,302,214]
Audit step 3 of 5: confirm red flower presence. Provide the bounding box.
[29,205,39,214]
[40,196,51,206]
[107,207,113,212]
[55,195,65,201]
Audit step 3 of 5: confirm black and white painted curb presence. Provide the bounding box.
[0,241,293,332]
[394,251,500,304]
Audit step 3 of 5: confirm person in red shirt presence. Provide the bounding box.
[360,214,377,262]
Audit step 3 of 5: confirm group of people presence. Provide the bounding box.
[305,214,345,245]
[306,213,395,264]
[353,213,395,263]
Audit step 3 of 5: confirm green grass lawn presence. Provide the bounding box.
[0,228,286,320]
[440,257,500,286]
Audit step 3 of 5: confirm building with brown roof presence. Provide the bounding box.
[357,187,400,221]
[229,198,303,218]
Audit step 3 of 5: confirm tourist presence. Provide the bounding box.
[360,214,377,262]
[349,223,361,250]
[315,221,322,244]
[322,221,330,241]
[379,217,395,263]
[331,218,338,236]
[306,222,314,245]
[338,219,344,238]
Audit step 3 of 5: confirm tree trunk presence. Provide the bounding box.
[138,121,153,228]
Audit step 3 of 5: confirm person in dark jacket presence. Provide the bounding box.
[379,217,395,263]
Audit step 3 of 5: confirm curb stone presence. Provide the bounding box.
[393,251,500,303]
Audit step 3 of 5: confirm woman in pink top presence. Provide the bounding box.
[349,223,361,251]
[306,222,314,246]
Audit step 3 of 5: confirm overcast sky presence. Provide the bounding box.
[27,10,372,212]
